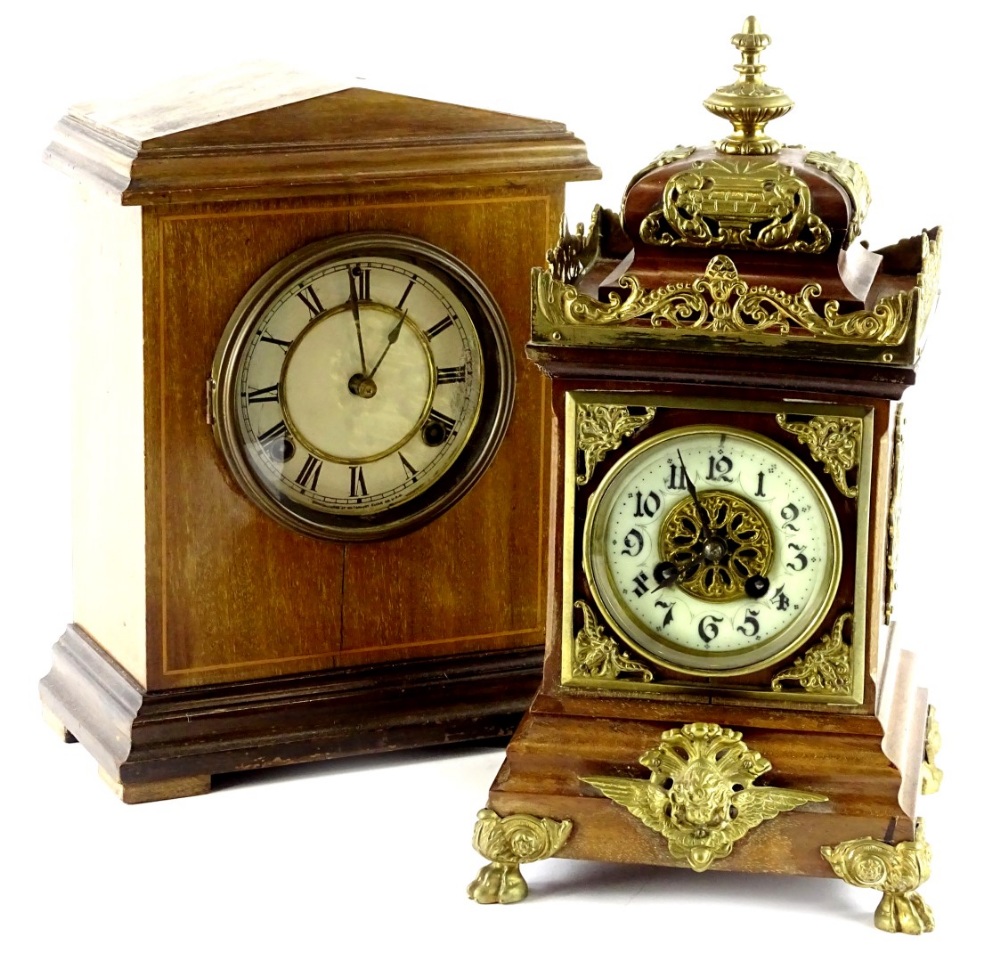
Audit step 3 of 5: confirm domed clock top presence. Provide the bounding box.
[536,17,939,368]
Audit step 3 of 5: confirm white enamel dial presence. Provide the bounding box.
[213,234,514,540]
[583,424,842,674]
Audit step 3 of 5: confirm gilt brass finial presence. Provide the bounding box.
[704,16,793,155]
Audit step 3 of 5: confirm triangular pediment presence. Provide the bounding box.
[45,64,598,205]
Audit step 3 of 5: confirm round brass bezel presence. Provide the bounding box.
[582,424,843,676]
[211,232,514,541]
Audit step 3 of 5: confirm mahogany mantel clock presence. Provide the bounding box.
[38,68,598,802]
[469,20,942,933]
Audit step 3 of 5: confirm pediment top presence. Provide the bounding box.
[46,63,599,205]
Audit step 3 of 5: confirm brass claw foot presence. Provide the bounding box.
[821,822,934,934]
[873,889,934,935]
[467,861,529,905]
[467,809,572,905]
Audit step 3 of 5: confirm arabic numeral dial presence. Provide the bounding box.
[584,423,843,675]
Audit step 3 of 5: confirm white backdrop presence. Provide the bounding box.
[3,2,991,957]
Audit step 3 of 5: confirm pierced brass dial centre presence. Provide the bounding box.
[658,491,773,602]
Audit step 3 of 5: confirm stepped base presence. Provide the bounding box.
[41,624,542,802]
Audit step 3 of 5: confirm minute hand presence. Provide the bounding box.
[348,269,368,375]
[676,449,712,531]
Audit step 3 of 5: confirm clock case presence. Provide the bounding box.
[38,69,599,802]
[472,21,941,926]
[486,276,933,874]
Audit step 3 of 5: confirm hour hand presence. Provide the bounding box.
[369,310,408,380]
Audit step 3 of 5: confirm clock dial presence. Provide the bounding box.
[213,234,514,539]
[583,424,842,675]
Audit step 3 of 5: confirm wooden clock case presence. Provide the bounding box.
[470,21,941,932]
[485,314,931,867]
[39,69,598,802]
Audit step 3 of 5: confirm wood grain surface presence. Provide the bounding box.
[482,288,928,877]
[39,82,600,796]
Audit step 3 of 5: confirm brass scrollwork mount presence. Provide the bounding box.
[572,600,653,682]
[582,723,826,872]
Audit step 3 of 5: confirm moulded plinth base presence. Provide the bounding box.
[40,624,542,802]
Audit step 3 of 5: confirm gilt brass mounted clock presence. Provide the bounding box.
[470,19,941,933]
[213,233,514,539]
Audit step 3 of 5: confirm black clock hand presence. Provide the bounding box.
[348,268,368,375]
[676,447,739,577]
[676,449,712,532]
[369,311,408,380]
[652,452,715,591]
[653,558,700,590]
[673,449,767,599]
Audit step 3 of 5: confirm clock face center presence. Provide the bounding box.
[348,372,378,399]
[660,490,773,604]
[282,307,433,464]
[702,536,728,564]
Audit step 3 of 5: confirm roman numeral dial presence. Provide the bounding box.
[213,233,514,539]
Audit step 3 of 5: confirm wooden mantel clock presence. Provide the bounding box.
[38,67,599,802]
[469,19,942,933]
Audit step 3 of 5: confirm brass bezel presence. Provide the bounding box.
[563,391,873,705]
[211,232,514,541]
[582,424,843,675]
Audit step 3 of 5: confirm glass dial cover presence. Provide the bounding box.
[583,425,842,674]
[212,233,514,540]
